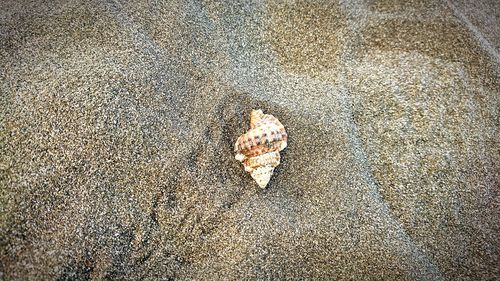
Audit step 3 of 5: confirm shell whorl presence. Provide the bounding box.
[235,111,287,158]
[243,150,280,173]
[235,109,287,188]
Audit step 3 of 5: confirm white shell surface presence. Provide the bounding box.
[250,166,275,188]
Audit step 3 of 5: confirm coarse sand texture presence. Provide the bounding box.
[1,0,498,280]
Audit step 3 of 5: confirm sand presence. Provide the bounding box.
[1,0,498,280]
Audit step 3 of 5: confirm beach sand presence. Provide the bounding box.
[1,0,498,279]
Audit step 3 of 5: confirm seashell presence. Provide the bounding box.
[235,109,287,188]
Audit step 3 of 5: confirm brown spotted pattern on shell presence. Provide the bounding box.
[235,109,287,188]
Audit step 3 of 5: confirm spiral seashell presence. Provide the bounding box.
[235,109,287,188]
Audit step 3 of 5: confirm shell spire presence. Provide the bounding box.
[234,109,287,188]
[250,109,264,128]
